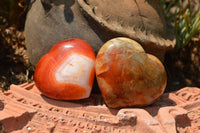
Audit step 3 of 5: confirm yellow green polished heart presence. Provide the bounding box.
[95,37,167,108]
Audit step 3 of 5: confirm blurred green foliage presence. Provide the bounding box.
[161,0,200,49]
[174,3,200,49]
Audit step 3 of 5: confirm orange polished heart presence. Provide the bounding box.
[95,37,167,108]
[34,39,95,100]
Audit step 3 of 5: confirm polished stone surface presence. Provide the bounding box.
[34,39,95,100]
[96,37,167,108]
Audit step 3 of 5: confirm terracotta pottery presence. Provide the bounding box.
[34,39,95,100]
[96,37,167,108]
[1,83,200,132]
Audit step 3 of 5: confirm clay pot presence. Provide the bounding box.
[25,0,175,66]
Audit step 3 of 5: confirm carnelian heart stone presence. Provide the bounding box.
[95,37,167,108]
[34,39,95,100]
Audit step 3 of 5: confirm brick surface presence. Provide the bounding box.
[0,83,200,132]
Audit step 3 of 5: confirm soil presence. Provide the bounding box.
[0,26,35,91]
[0,0,34,91]
[165,33,200,91]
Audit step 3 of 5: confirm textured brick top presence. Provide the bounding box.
[0,83,200,132]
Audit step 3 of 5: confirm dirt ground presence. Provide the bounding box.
[0,25,34,88]
[0,1,199,93]
[165,33,200,91]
